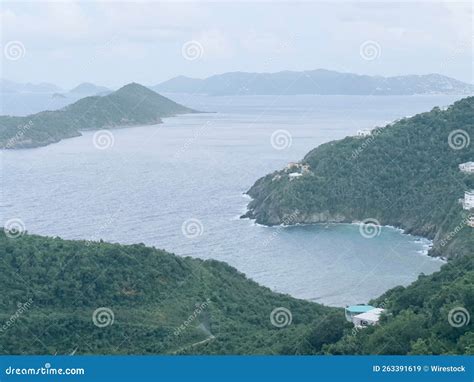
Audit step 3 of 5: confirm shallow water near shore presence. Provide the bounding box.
[1,94,459,306]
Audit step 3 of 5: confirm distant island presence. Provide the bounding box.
[243,96,474,259]
[67,82,112,96]
[0,79,62,94]
[153,69,474,96]
[0,83,197,149]
[51,92,67,99]
[0,80,111,97]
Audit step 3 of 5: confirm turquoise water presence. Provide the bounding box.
[1,94,457,306]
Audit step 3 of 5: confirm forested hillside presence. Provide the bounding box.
[0,232,340,355]
[244,97,474,259]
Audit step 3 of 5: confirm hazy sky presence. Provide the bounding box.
[1,1,472,89]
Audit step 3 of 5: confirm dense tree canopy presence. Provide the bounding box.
[0,232,338,355]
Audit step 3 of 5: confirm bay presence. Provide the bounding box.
[1,94,459,306]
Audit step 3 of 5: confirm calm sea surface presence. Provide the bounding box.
[1,94,461,306]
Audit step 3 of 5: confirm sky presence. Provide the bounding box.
[0,1,472,89]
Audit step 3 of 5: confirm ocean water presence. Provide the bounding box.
[1,94,460,306]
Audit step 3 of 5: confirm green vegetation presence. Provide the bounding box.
[0,83,196,149]
[0,231,341,355]
[325,255,473,355]
[242,96,474,355]
[1,231,470,355]
[1,96,472,356]
[244,96,474,259]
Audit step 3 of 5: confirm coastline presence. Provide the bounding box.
[240,193,445,264]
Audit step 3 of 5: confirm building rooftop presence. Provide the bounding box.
[354,308,385,322]
[288,172,303,178]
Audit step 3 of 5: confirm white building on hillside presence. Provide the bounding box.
[459,162,474,173]
[463,190,474,210]
[357,129,372,137]
[288,172,303,180]
[352,308,385,328]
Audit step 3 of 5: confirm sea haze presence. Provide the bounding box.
[1,94,461,306]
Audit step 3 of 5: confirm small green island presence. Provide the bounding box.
[0,83,197,149]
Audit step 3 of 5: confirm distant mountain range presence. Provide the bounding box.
[3,70,473,98]
[0,79,62,94]
[0,83,196,149]
[0,80,111,97]
[152,70,474,96]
